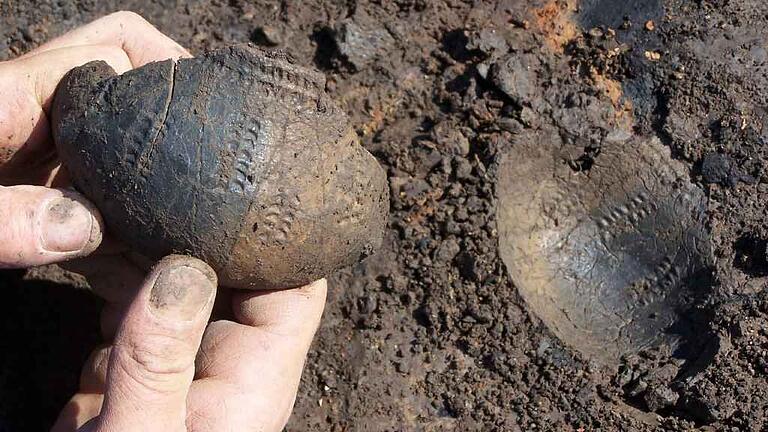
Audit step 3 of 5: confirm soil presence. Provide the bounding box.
[1,0,768,431]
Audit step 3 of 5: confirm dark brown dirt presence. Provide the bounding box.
[2,1,768,431]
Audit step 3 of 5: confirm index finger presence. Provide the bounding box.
[19,11,191,67]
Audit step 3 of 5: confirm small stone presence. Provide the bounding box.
[250,25,283,46]
[587,27,604,38]
[435,239,461,262]
[615,365,634,387]
[701,152,755,187]
[467,28,509,58]
[645,20,656,31]
[334,11,395,70]
[454,158,474,180]
[627,378,648,398]
[644,385,679,412]
[356,294,378,315]
[394,359,412,374]
[413,146,443,175]
[435,127,470,156]
[476,62,490,80]
[499,117,523,134]
[488,53,540,105]
[644,50,662,61]
[401,178,431,200]
[536,338,551,358]
[519,107,538,127]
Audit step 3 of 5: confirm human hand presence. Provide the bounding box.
[0,11,189,267]
[52,255,326,432]
[1,12,328,431]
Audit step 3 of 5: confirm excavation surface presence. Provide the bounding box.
[2,1,768,430]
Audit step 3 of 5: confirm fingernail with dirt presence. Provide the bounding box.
[41,196,97,253]
[149,265,215,321]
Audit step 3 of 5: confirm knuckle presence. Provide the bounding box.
[109,10,150,27]
[114,332,193,387]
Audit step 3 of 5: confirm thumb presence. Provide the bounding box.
[94,255,217,432]
[0,185,102,268]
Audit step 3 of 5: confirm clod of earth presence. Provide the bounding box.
[51,44,389,290]
[497,128,712,364]
[700,152,756,187]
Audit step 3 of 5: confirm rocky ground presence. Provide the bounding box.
[1,0,768,431]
